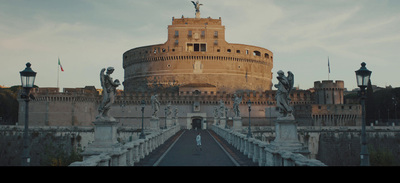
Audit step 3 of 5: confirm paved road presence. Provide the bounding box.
[135,129,258,166]
[156,129,236,166]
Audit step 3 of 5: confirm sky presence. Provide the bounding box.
[1,0,399,91]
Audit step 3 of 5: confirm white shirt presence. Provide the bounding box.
[196,135,201,145]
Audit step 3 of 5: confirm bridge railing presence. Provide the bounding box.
[210,125,326,166]
[69,125,180,166]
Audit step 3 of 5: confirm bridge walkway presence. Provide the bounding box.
[135,129,257,166]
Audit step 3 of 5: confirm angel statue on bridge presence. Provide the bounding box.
[232,94,242,117]
[97,67,120,121]
[274,70,294,120]
[151,94,160,118]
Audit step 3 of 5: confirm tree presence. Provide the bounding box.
[366,79,375,125]
[0,88,19,125]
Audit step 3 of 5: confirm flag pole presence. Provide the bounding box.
[328,56,330,80]
[57,57,60,91]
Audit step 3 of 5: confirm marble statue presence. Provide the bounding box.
[232,94,242,117]
[97,67,120,121]
[274,70,294,120]
[219,99,225,118]
[151,94,160,118]
[166,102,172,118]
[213,107,218,118]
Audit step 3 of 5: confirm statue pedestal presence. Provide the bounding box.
[82,120,121,159]
[267,119,309,156]
[219,117,226,128]
[232,117,242,131]
[150,118,160,131]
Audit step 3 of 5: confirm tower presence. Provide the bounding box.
[314,80,345,104]
[123,5,273,93]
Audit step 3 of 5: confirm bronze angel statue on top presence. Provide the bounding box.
[191,1,203,13]
[274,70,294,120]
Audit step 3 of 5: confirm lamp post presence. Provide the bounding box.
[247,99,253,138]
[164,107,167,129]
[355,62,371,166]
[139,100,146,139]
[393,96,397,125]
[19,62,37,166]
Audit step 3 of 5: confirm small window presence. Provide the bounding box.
[174,40,179,45]
[265,53,269,58]
[246,50,249,54]
[188,30,192,37]
[194,44,200,51]
[236,50,241,54]
[253,51,261,56]
[214,31,218,38]
[200,44,206,52]
[214,40,218,45]
[201,30,205,38]
[175,30,179,37]
[227,49,231,53]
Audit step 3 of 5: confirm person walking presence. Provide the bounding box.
[196,132,202,151]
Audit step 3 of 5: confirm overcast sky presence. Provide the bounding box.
[1,0,399,91]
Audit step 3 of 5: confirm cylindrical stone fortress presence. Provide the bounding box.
[123,17,273,93]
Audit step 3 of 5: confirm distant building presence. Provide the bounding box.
[310,80,361,126]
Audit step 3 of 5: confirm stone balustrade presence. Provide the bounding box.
[69,125,180,166]
[210,125,326,166]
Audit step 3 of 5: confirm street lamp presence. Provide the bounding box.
[393,96,397,125]
[19,62,37,166]
[247,99,253,138]
[139,100,146,139]
[164,107,167,129]
[355,62,371,166]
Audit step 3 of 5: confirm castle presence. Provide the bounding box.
[123,16,273,93]
[17,6,361,129]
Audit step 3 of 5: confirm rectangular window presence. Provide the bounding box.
[187,43,206,52]
[187,43,194,51]
[175,30,179,37]
[200,44,206,51]
[214,31,218,38]
[194,44,200,51]
[201,30,205,38]
[188,30,192,37]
